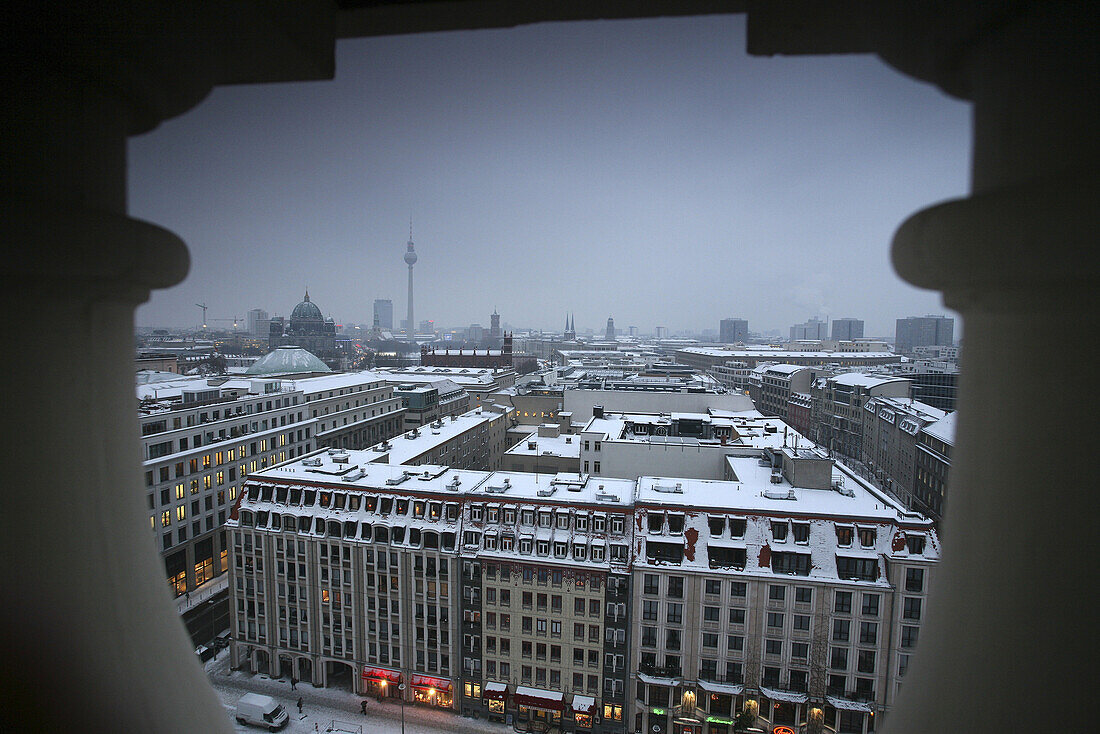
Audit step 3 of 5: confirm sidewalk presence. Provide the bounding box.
[177,574,228,615]
[205,652,509,734]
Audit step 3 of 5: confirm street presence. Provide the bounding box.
[205,651,511,734]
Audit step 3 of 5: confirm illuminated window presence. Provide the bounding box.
[228,449,235,461]
[190,480,199,494]
[203,454,211,469]
[176,505,186,521]
[175,484,185,500]
[216,471,224,485]
[215,451,224,465]
[204,475,212,489]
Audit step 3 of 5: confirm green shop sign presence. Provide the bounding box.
[650,708,666,716]
[705,716,734,725]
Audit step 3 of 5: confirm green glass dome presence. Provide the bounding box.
[245,346,331,375]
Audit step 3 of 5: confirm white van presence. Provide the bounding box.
[235,693,289,731]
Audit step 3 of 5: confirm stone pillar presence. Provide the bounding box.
[0,73,229,731]
[886,4,1097,732]
[0,3,334,730]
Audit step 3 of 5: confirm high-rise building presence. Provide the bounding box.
[490,310,501,339]
[246,308,268,337]
[831,317,864,340]
[469,323,484,342]
[654,326,667,339]
[404,224,418,340]
[420,320,435,336]
[894,315,954,355]
[719,318,749,343]
[374,299,394,330]
[789,318,828,341]
[605,316,616,341]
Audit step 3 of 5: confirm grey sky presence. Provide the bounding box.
[130,16,969,338]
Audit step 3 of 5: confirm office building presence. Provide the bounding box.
[790,319,828,341]
[374,299,394,330]
[247,308,269,338]
[719,318,749,344]
[894,316,954,356]
[831,319,864,341]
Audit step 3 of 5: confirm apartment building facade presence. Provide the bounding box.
[860,397,949,509]
[810,375,911,463]
[228,442,935,734]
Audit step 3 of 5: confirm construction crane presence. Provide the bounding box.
[196,303,208,330]
[208,316,243,331]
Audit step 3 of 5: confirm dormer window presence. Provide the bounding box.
[667,514,684,535]
[771,521,789,541]
[487,507,498,523]
[858,527,877,548]
[576,514,589,531]
[593,515,606,532]
[470,504,483,522]
[556,513,570,529]
[906,535,926,555]
[792,523,810,544]
[836,526,854,546]
[521,509,535,525]
[647,513,664,533]
[709,516,726,537]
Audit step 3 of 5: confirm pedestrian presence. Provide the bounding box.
[297,696,303,714]
[360,700,368,715]
[291,676,297,690]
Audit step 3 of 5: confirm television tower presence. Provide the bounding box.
[404,220,418,341]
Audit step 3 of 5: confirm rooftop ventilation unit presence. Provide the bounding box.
[528,442,537,450]
[386,471,412,486]
[536,487,556,497]
[484,484,508,494]
[302,457,322,467]
[342,468,365,481]
[763,488,797,500]
[331,451,350,464]
[832,476,856,497]
[595,492,619,502]
[378,440,390,451]
[652,482,683,494]
[447,476,461,491]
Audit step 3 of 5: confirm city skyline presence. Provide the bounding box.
[129,16,968,337]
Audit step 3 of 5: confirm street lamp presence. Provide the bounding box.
[398,682,406,734]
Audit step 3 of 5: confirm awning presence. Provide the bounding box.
[484,682,509,701]
[571,695,596,715]
[411,674,452,692]
[697,680,744,696]
[361,666,401,683]
[826,696,874,712]
[759,687,809,704]
[513,686,565,711]
[637,672,682,686]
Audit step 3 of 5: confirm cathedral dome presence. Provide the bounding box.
[290,290,323,321]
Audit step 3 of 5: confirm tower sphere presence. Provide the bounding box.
[404,241,418,266]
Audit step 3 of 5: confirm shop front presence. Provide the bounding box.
[514,685,564,728]
[361,666,402,699]
[484,681,509,722]
[825,695,875,734]
[411,674,453,709]
[759,687,808,730]
[568,695,596,732]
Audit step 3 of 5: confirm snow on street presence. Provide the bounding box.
[205,650,512,734]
